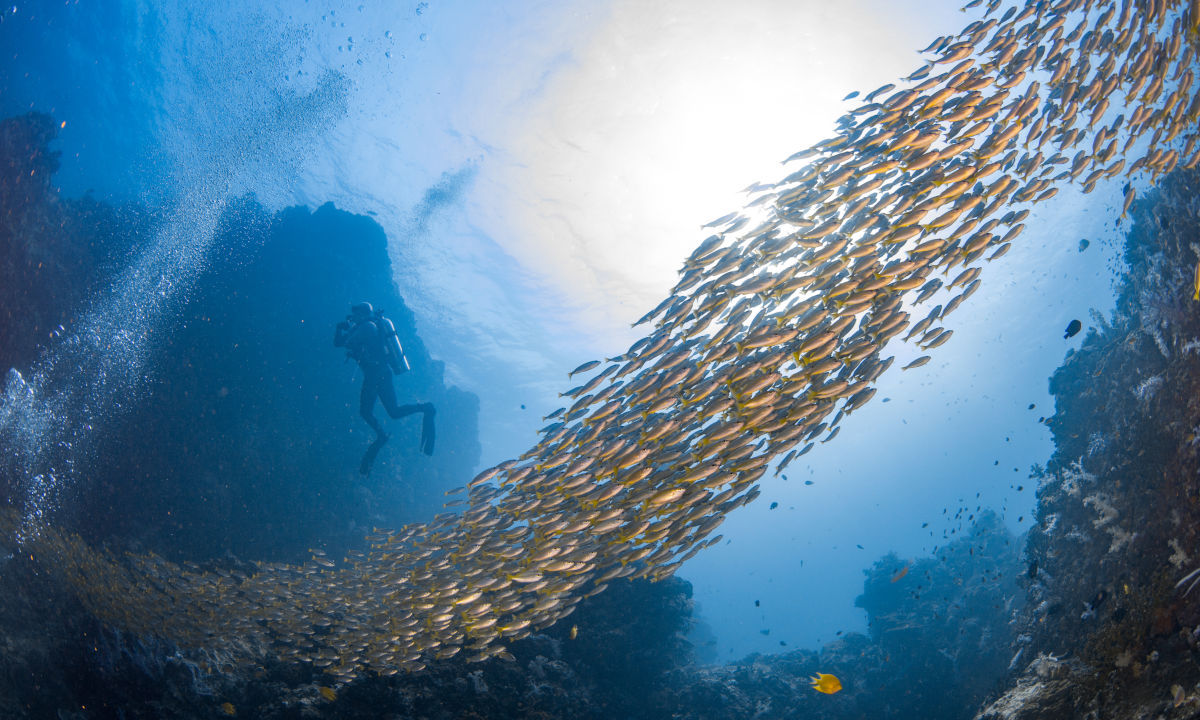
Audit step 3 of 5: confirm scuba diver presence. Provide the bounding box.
[335,302,435,475]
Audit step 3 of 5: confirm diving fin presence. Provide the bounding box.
[360,432,389,475]
[420,404,436,456]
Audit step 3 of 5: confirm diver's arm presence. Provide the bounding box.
[340,321,377,357]
[334,320,351,347]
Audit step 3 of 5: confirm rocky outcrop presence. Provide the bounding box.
[0,112,150,372]
[83,196,482,560]
[0,112,481,562]
[976,170,1200,718]
[646,512,1022,720]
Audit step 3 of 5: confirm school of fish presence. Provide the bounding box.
[12,0,1200,687]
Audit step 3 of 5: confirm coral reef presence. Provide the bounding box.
[0,514,1021,719]
[978,169,1200,718]
[650,512,1022,720]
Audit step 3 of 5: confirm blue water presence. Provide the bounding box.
[0,0,1173,700]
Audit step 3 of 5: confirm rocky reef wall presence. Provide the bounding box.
[0,113,151,371]
[0,112,481,561]
[978,170,1200,718]
[647,511,1022,720]
[0,514,1022,719]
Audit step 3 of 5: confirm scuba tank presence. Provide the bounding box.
[374,311,410,375]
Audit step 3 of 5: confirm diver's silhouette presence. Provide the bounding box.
[335,302,435,474]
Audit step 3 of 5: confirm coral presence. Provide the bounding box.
[1080,492,1134,554]
[1132,374,1164,403]
[987,168,1200,719]
[1168,540,1189,571]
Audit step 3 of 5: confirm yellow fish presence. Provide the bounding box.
[1193,260,1199,300]
[811,673,843,694]
[569,624,578,640]
[219,702,236,716]
[318,686,337,702]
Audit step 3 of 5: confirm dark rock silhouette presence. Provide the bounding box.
[0,112,481,562]
[0,112,149,372]
[980,170,1200,718]
[85,197,482,560]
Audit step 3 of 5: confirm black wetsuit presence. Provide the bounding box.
[334,318,426,438]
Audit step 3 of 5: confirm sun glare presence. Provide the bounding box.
[477,0,931,340]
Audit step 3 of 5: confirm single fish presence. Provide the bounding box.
[568,360,601,378]
[811,673,843,695]
[903,356,932,370]
[1064,319,1082,338]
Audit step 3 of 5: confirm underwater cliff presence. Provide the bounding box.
[0,113,152,372]
[976,171,1200,718]
[0,112,481,561]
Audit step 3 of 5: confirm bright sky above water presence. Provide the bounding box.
[5,0,1134,659]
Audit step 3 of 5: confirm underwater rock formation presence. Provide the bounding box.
[0,112,151,372]
[646,511,1022,720]
[0,515,1023,719]
[0,111,481,561]
[84,196,482,560]
[976,169,1200,717]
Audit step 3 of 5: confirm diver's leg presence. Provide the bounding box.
[379,376,426,419]
[419,402,435,455]
[377,377,434,455]
[388,403,429,419]
[359,375,386,437]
